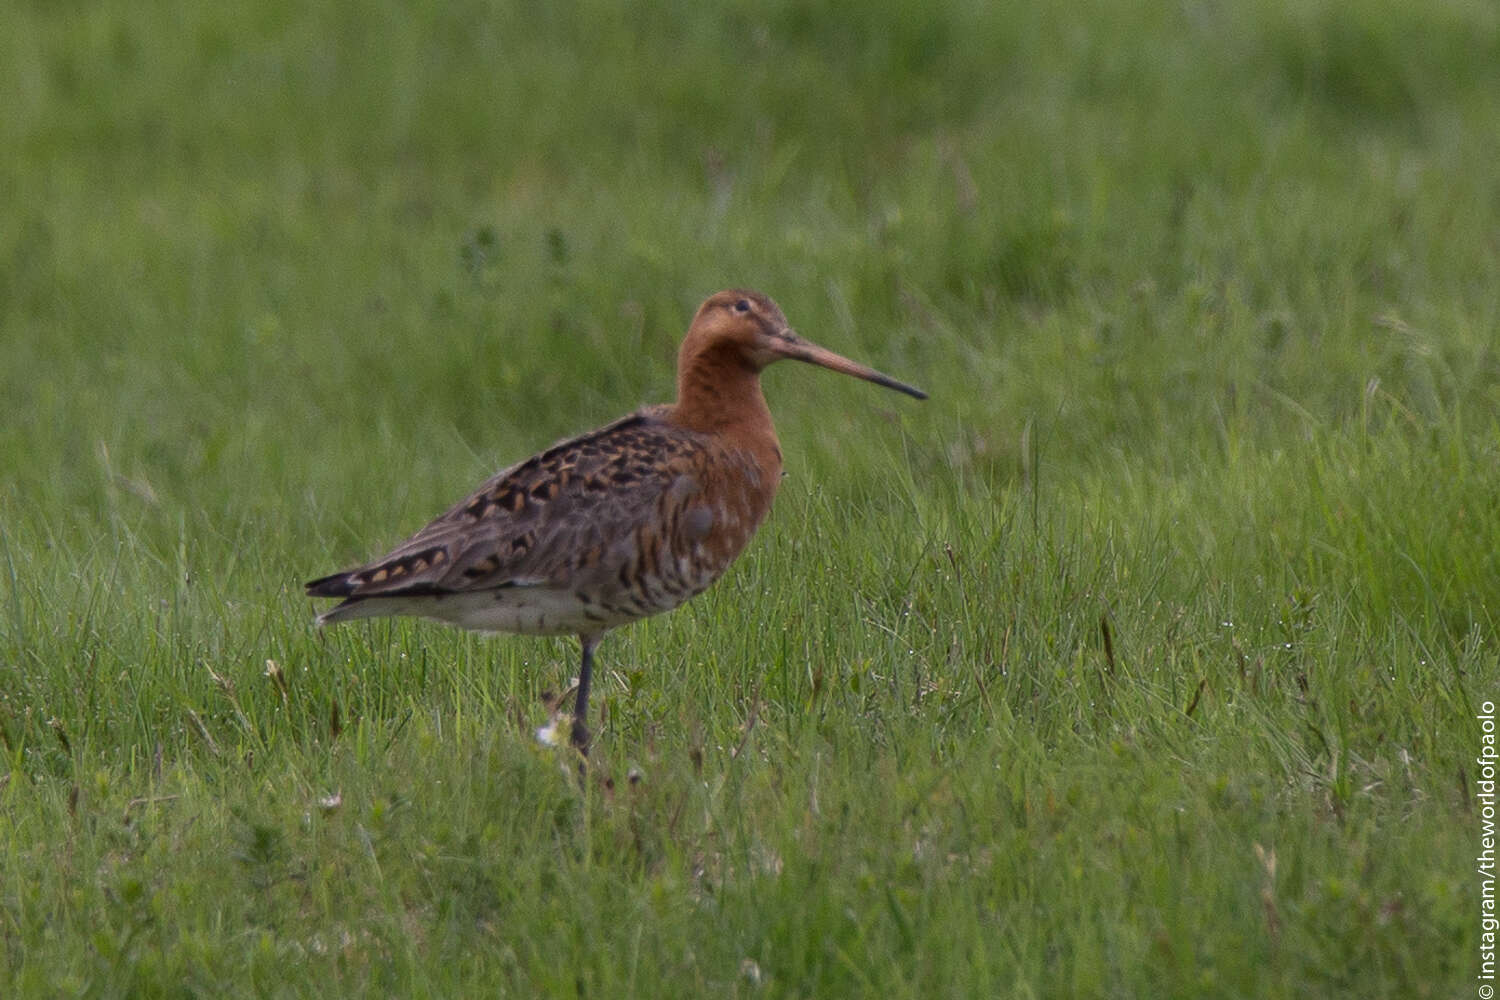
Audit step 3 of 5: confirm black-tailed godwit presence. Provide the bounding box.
[307,289,925,754]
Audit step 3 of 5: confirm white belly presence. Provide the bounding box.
[325,583,693,637]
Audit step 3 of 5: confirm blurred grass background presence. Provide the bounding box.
[2,0,1497,994]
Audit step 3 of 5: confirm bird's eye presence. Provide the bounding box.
[734,299,751,313]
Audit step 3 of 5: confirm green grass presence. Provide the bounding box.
[2,0,1496,994]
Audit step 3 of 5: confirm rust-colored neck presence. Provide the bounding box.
[669,341,776,440]
[668,339,784,525]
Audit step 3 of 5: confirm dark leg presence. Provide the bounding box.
[571,633,601,755]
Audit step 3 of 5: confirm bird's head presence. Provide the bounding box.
[681,289,927,400]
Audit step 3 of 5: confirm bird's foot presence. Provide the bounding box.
[569,717,592,757]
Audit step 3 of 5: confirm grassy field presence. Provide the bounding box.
[3,0,1497,994]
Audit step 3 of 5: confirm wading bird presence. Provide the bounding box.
[306,289,925,754]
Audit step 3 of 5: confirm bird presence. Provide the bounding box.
[305,289,926,755]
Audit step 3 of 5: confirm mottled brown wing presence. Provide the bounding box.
[305,409,708,601]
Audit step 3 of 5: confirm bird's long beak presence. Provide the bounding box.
[771,330,928,400]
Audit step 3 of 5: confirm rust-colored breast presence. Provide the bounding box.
[632,435,779,612]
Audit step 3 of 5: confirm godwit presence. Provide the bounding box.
[306,289,925,754]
